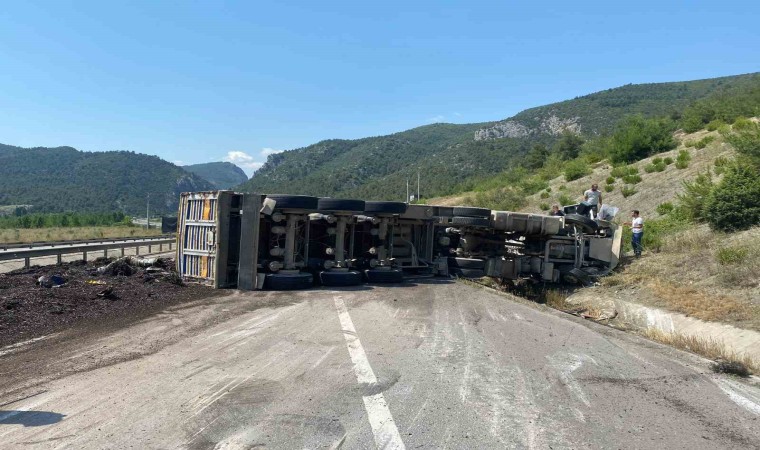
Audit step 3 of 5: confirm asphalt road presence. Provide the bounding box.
[1,281,759,449]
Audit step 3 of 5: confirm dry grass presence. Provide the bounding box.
[648,279,750,322]
[643,328,758,374]
[0,226,162,244]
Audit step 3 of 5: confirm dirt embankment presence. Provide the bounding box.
[0,257,220,347]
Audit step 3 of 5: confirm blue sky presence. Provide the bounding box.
[0,1,758,175]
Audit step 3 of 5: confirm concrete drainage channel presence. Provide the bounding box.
[173,191,624,291]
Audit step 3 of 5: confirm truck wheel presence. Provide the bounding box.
[450,268,486,278]
[317,198,366,213]
[452,206,491,218]
[266,195,320,210]
[264,272,314,290]
[450,216,491,227]
[365,268,404,283]
[320,270,364,286]
[447,257,486,269]
[564,214,598,234]
[364,201,407,215]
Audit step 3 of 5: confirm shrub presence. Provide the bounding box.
[684,140,696,148]
[540,191,550,199]
[621,185,637,197]
[677,149,691,162]
[558,185,566,191]
[664,157,674,165]
[732,117,752,130]
[656,202,675,215]
[723,120,760,166]
[605,176,615,185]
[604,184,614,193]
[706,120,725,131]
[644,164,657,173]
[539,202,550,211]
[622,174,642,184]
[695,135,715,149]
[704,164,760,232]
[564,159,591,181]
[519,176,549,195]
[546,187,552,193]
[677,171,714,223]
[652,157,663,164]
[557,193,574,206]
[714,156,729,167]
[675,160,689,169]
[610,165,638,178]
[609,116,677,163]
[716,246,748,265]
[469,187,527,211]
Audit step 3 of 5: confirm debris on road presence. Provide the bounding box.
[0,257,218,347]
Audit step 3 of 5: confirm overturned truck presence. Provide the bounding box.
[175,191,622,290]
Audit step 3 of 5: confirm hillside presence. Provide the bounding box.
[184,161,248,189]
[239,72,759,199]
[0,144,214,215]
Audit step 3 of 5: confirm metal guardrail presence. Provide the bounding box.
[0,236,176,268]
[0,234,174,251]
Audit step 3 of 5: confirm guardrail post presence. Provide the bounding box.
[121,247,125,257]
[103,249,108,258]
[24,257,30,268]
[83,251,88,262]
[149,244,152,254]
[159,243,163,252]
[57,254,62,265]
[136,246,140,255]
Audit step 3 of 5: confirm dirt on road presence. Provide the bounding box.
[0,258,221,347]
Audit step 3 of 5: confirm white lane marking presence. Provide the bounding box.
[716,378,760,416]
[334,296,405,450]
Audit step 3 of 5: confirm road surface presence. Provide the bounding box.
[1,281,759,449]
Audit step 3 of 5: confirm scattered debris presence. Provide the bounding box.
[37,275,66,288]
[711,360,751,377]
[97,286,116,300]
[98,259,135,277]
[85,280,107,285]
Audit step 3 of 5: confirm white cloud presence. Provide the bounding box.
[426,115,445,123]
[261,147,284,157]
[173,160,185,166]
[223,151,264,175]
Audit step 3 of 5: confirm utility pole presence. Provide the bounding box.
[417,171,420,202]
[406,179,409,203]
[146,193,150,230]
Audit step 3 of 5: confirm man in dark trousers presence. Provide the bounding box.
[624,210,644,257]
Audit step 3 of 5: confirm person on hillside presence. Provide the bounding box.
[549,204,565,216]
[583,184,602,218]
[623,210,644,257]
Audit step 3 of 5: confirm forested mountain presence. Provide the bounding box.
[184,161,248,189]
[239,72,759,200]
[0,144,214,215]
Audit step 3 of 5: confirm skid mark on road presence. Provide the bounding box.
[716,378,760,416]
[334,296,405,450]
[547,353,598,407]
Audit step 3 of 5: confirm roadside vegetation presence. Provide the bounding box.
[0,211,161,244]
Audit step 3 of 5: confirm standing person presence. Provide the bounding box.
[583,184,602,218]
[624,210,644,257]
[549,204,565,216]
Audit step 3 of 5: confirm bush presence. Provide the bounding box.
[652,157,663,164]
[714,156,730,175]
[695,135,715,149]
[732,117,753,130]
[704,164,760,232]
[716,246,748,265]
[609,116,677,163]
[645,161,667,173]
[540,191,549,199]
[675,160,689,169]
[557,193,574,206]
[539,202,550,211]
[644,164,657,173]
[664,157,674,165]
[677,171,714,222]
[706,120,725,131]
[564,159,591,182]
[546,187,552,193]
[684,140,696,148]
[622,174,642,184]
[621,185,638,197]
[605,176,615,185]
[604,184,614,193]
[610,165,638,178]
[722,120,760,165]
[468,187,527,211]
[656,202,675,215]
[677,149,691,162]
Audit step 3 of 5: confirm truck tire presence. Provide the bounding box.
[266,195,319,211]
[447,257,486,269]
[450,268,486,279]
[450,216,491,227]
[364,201,407,215]
[317,198,366,213]
[365,268,404,283]
[564,214,598,234]
[319,270,364,286]
[264,272,314,290]
[452,206,491,218]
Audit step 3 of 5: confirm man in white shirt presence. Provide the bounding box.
[583,184,602,218]
[624,210,644,257]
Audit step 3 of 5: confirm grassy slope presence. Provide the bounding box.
[0,226,163,244]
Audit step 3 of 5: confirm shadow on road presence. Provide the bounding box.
[0,410,65,427]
